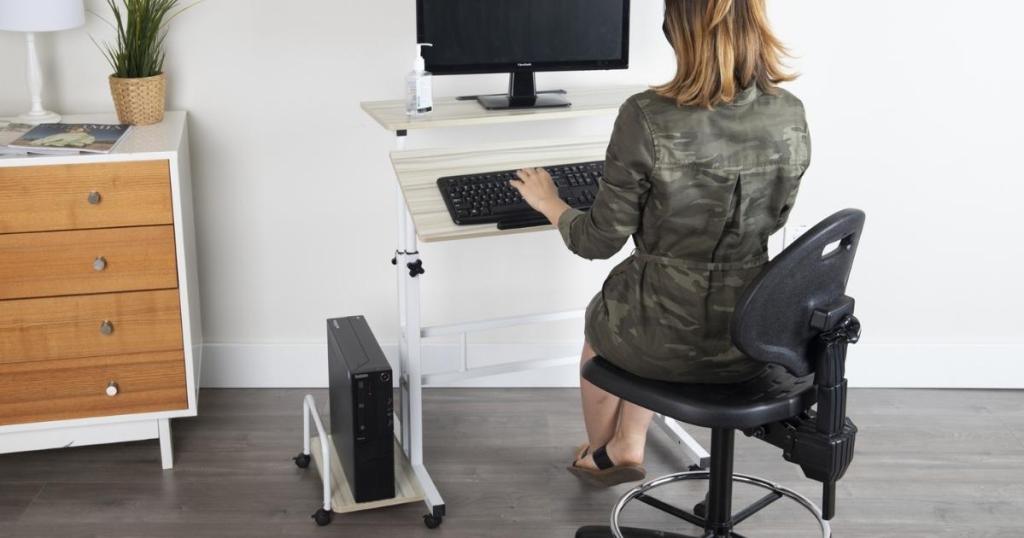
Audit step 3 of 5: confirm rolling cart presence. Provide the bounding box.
[294,394,442,529]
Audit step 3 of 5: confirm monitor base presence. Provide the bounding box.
[476,71,572,110]
[476,92,571,110]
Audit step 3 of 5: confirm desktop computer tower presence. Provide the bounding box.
[327,316,395,503]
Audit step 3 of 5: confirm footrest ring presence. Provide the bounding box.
[609,471,831,538]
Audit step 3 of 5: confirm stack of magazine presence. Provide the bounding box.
[0,122,132,157]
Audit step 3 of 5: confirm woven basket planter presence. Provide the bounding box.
[109,73,166,125]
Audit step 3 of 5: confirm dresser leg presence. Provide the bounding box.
[158,419,174,470]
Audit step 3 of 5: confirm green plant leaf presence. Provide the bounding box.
[91,0,196,78]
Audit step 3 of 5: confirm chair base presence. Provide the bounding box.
[576,525,720,538]
[577,525,755,538]
[576,471,830,538]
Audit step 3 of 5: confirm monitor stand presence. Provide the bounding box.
[476,71,571,110]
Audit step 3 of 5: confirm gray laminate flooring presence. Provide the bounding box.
[1,388,1022,537]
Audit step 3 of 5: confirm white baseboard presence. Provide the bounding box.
[845,343,1024,388]
[200,342,584,388]
[199,342,1024,389]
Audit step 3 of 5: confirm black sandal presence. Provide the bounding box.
[567,445,646,487]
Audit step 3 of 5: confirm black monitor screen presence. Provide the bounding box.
[417,0,630,74]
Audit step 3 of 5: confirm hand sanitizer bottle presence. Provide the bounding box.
[406,43,433,116]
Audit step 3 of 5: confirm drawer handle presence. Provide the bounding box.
[106,381,119,397]
[93,256,107,272]
[100,320,115,335]
[88,191,102,205]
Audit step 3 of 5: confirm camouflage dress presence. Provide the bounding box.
[557,86,811,384]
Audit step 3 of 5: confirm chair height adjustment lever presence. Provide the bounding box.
[819,314,861,345]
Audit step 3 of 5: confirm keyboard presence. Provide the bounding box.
[437,161,603,230]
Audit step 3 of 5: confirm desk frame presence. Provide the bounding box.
[387,128,710,522]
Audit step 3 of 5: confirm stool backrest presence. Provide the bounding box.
[730,209,865,376]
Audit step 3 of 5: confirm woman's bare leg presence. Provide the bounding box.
[607,401,655,465]
[575,341,655,470]
[579,341,621,451]
[576,402,654,469]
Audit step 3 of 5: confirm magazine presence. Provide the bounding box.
[0,121,34,155]
[6,123,132,155]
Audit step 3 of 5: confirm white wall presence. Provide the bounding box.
[1,1,1021,388]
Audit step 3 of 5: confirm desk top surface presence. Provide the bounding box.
[390,136,608,243]
[362,85,644,132]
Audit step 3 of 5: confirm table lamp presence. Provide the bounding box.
[0,0,85,124]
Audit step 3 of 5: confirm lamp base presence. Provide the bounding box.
[16,109,61,125]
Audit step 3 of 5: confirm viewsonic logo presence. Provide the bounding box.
[517,62,533,67]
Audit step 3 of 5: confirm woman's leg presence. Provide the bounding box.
[576,401,655,469]
[576,341,655,469]
[608,401,655,465]
[579,340,621,451]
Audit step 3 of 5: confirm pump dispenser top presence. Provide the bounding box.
[413,43,432,73]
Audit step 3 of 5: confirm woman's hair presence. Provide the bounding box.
[656,0,795,108]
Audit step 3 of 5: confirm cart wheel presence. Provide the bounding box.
[312,508,332,526]
[423,514,442,529]
[293,453,311,469]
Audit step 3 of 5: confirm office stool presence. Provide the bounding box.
[576,209,865,538]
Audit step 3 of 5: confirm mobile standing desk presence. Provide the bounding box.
[359,87,711,527]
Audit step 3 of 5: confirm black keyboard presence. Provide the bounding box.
[437,161,603,230]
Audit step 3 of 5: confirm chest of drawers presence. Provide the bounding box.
[0,113,201,468]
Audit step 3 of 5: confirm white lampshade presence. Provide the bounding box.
[0,0,85,32]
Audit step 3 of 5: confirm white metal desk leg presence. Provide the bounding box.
[158,419,173,470]
[394,131,411,454]
[394,131,445,523]
[403,215,424,466]
[654,414,711,470]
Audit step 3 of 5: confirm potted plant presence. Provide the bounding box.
[95,0,192,125]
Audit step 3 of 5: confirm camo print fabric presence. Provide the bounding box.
[557,86,810,383]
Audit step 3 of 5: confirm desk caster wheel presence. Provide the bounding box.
[693,501,706,518]
[293,453,311,469]
[312,508,332,526]
[423,514,442,529]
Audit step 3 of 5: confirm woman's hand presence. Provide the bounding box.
[511,167,558,208]
[510,167,571,225]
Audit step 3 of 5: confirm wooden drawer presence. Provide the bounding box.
[0,160,173,235]
[0,290,183,366]
[0,351,188,426]
[0,226,178,300]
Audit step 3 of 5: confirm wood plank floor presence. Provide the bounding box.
[1,388,1022,537]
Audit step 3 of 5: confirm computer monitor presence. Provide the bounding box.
[416,0,631,109]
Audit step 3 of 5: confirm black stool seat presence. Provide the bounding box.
[583,357,816,430]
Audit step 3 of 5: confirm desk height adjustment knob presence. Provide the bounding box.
[93,256,107,272]
[407,259,425,278]
[88,191,102,205]
[106,381,119,397]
